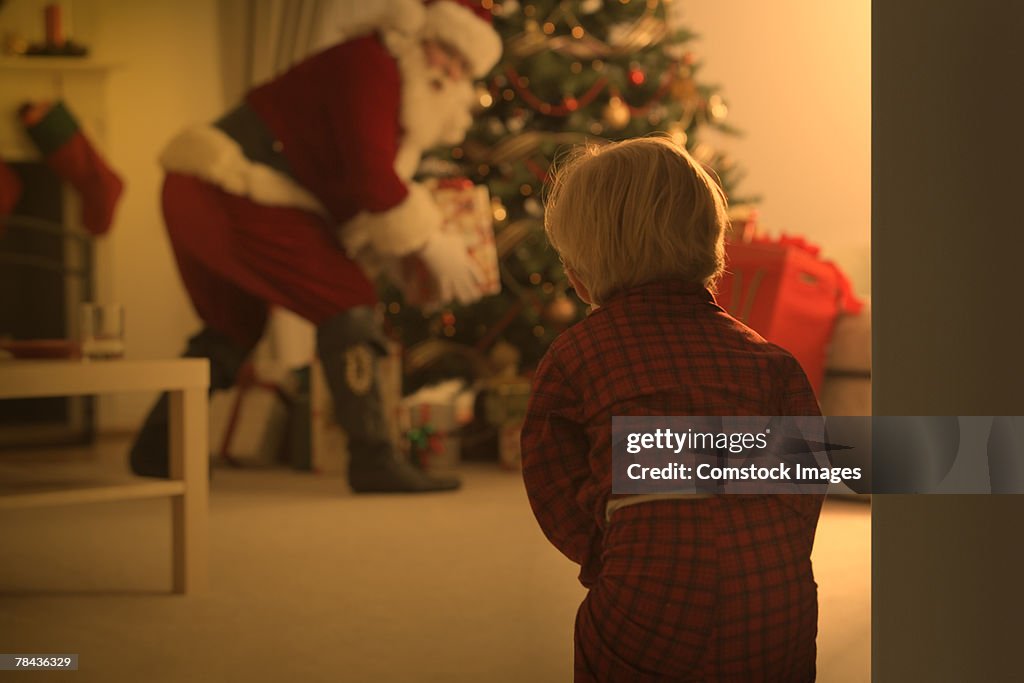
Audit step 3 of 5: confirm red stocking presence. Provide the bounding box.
[21,101,123,236]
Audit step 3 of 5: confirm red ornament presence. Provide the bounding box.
[564,97,579,111]
[629,68,646,86]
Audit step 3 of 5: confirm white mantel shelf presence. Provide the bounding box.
[0,56,120,72]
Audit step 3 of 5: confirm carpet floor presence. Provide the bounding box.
[0,438,869,682]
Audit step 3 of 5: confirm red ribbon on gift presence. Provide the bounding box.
[436,176,474,190]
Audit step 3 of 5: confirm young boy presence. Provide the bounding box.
[522,136,823,682]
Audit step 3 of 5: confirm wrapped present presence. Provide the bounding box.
[716,237,864,394]
[397,177,501,308]
[208,357,296,466]
[400,379,476,472]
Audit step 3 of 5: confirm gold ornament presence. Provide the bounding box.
[603,96,631,129]
[477,85,494,108]
[492,198,508,222]
[544,295,577,324]
[671,76,699,104]
[708,94,729,120]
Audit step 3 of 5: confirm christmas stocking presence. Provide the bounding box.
[21,100,123,236]
[0,157,22,223]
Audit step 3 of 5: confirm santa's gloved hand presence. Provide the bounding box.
[417,231,484,306]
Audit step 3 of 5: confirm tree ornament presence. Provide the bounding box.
[670,75,699,104]
[580,0,602,13]
[477,85,494,108]
[629,66,646,85]
[708,94,729,120]
[499,0,520,16]
[603,96,631,129]
[524,197,542,216]
[492,197,508,221]
[544,295,577,324]
[507,112,526,133]
[564,96,579,111]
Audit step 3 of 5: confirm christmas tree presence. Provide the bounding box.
[386,0,748,385]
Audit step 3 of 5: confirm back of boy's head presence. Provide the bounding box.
[543,135,728,305]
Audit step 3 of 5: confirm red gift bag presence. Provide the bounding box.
[716,237,862,395]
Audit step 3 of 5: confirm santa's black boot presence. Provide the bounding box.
[128,328,250,478]
[317,308,461,493]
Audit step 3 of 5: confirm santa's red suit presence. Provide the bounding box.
[130,0,501,493]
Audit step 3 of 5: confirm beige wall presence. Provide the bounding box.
[679,1,871,295]
[91,0,224,429]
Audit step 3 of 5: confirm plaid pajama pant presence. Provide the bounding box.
[574,497,818,682]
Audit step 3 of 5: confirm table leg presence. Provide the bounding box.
[169,386,209,594]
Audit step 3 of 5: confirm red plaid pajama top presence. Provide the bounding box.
[521,280,823,682]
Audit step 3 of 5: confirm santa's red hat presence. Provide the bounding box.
[421,0,502,77]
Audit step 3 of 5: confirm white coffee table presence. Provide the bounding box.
[0,358,209,594]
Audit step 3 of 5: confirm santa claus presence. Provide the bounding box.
[130,0,502,492]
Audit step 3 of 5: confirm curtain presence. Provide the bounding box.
[217,0,328,103]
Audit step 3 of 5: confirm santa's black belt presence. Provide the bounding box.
[213,102,296,179]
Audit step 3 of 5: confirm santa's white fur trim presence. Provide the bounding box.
[310,0,426,52]
[159,125,325,214]
[341,182,442,258]
[422,2,502,77]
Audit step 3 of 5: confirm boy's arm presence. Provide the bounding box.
[521,352,599,572]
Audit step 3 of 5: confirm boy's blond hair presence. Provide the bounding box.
[543,135,728,305]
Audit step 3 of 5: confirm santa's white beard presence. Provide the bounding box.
[423,67,474,146]
[387,32,475,152]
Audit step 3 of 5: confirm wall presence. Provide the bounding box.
[872,1,1024,678]
[91,0,223,429]
[676,1,871,295]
